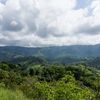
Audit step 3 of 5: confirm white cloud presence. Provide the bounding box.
[10,20,18,27]
[0,0,100,47]
[0,14,3,22]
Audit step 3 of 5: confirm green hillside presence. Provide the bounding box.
[0,61,100,100]
[1,45,100,61]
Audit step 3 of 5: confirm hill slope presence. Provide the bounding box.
[0,44,100,61]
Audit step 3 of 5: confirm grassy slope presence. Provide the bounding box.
[0,87,28,100]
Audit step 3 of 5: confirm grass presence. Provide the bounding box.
[0,87,29,100]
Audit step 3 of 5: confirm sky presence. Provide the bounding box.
[0,0,100,47]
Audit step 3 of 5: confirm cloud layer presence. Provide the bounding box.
[0,0,100,47]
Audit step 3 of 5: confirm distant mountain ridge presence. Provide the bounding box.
[0,44,100,61]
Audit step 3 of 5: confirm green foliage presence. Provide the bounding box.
[0,61,99,100]
[0,87,28,100]
[54,76,94,100]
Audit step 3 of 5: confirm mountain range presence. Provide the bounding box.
[0,44,100,59]
[0,44,100,68]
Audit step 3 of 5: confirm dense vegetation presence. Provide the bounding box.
[0,60,100,100]
[1,45,100,61]
[0,87,28,100]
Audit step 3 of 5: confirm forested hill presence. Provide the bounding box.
[0,45,100,99]
[1,44,100,61]
[0,62,100,100]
